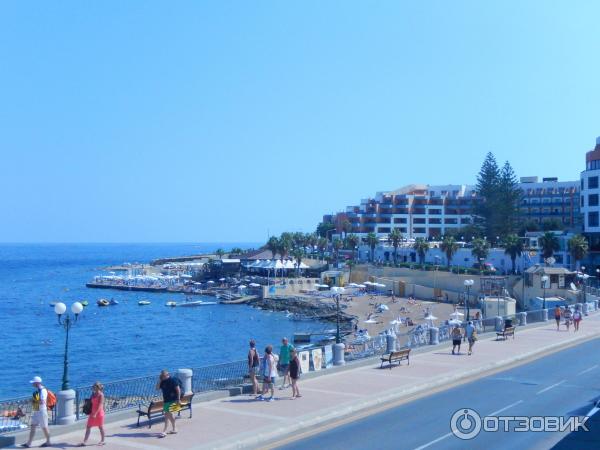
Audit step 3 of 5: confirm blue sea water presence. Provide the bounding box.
[0,244,324,399]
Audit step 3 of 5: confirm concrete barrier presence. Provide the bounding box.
[429,327,439,345]
[517,312,527,326]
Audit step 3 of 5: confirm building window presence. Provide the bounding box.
[582,196,585,207]
[413,218,426,224]
[445,218,458,224]
[460,217,471,224]
[589,212,599,228]
[429,209,442,215]
[413,227,426,234]
[590,194,599,207]
[428,218,442,224]
[589,176,599,189]
[393,218,407,224]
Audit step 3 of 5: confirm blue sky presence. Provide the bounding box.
[1,1,599,243]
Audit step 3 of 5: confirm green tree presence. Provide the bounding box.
[497,161,521,237]
[413,238,430,264]
[539,231,560,262]
[316,222,336,240]
[341,219,353,239]
[388,228,403,264]
[332,238,344,265]
[440,236,459,267]
[345,234,360,261]
[541,218,564,231]
[503,234,523,274]
[519,219,540,235]
[470,238,490,270]
[366,232,378,263]
[265,236,279,259]
[474,152,501,238]
[316,237,328,260]
[215,248,225,259]
[291,247,305,277]
[279,232,293,261]
[568,234,589,271]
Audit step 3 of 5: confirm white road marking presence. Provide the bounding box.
[536,380,566,394]
[577,364,598,376]
[413,432,453,450]
[489,400,523,416]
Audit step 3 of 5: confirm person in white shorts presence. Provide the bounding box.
[21,376,51,448]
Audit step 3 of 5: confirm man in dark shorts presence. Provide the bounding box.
[554,306,562,331]
[155,370,181,438]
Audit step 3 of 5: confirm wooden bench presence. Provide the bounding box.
[380,349,411,369]
[496,326,515,341]
[136,393,194,428]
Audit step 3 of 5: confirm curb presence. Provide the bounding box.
[201,324,600,449]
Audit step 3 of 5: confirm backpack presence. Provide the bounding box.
[46,390,57,410]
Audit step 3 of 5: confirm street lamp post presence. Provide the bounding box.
[331,287,345,343]
[464,279,474,321]
[541,275,549,310]
[54,302,83,391]
[581,266,587,303]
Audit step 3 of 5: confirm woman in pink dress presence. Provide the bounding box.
[79,382,105,446]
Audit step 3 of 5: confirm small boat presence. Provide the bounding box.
[178,300,217,307]
[109,299,119,305]
[165,301,177,307]
[81,300,89,307]
[97,299,110,307]
[138,300,151,306]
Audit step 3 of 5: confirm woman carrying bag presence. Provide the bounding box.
[79,382,105,446]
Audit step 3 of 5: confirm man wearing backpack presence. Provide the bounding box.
[20,376,52,448]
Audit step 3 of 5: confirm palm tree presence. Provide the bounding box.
[306,233,318,256]
[539,231,560,263]
[366,232,378,263]
[388,228,403,265]
[341,219,353,239]
[332,238,343,265]
[568,234,589,271]
[345,234,360,261]
[316,237,328,260]
[470,238,490,271]
[215,248,225,259]
[265,236,279,259]
[440,236,459,267]
[291,247,305,277]
[503,233,523,274]
[278,232,293,261]
[413,238,430,264]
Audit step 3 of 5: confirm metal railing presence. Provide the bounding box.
[0,396,56,434]
[191,360,248,393]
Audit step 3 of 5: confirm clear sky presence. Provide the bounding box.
[1,1,598,243]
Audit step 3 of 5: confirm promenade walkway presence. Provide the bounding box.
[17,312,600,449]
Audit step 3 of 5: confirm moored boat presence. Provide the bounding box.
[165,301,177,307]
[97,299,110,307]
[138,300,151,306]
[178,300,217,307]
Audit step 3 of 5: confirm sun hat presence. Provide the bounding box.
[29,376,42,384]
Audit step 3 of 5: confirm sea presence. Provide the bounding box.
[0,243,325,399]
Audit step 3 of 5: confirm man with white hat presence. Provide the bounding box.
[20,376,51,448]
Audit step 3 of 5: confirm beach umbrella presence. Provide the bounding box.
[378,304,390,311]
[390,319,400,325]
[364,319,377,324]
[238,285,247,289]
[347,283,358,287]
[448,319,462,326]
[424,314,438,320]
[357,284,367,288]
[207,280,215,284]
[219,278,226,281]
[450,311,464,319]
[249,283,260,287]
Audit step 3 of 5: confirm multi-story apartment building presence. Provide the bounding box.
[581,137,600,257]
[518,176,581,230]
[324,179,581,241]
[327,184,478,240]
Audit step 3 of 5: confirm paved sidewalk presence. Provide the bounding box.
[15,312,600,450]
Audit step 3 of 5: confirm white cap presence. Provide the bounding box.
[29,376,42,384]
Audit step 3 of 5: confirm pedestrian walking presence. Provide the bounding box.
[278,337,294,390]
[20,376,51,448]
[289,349,302,399]
[78,382,105,446]
[451,325,463,355]
[247,340,260,395]
[573,308,582,331]
[554,306,562,331]
[155,370,181,438]
[564,307,572,331]
[465,321,477,356]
